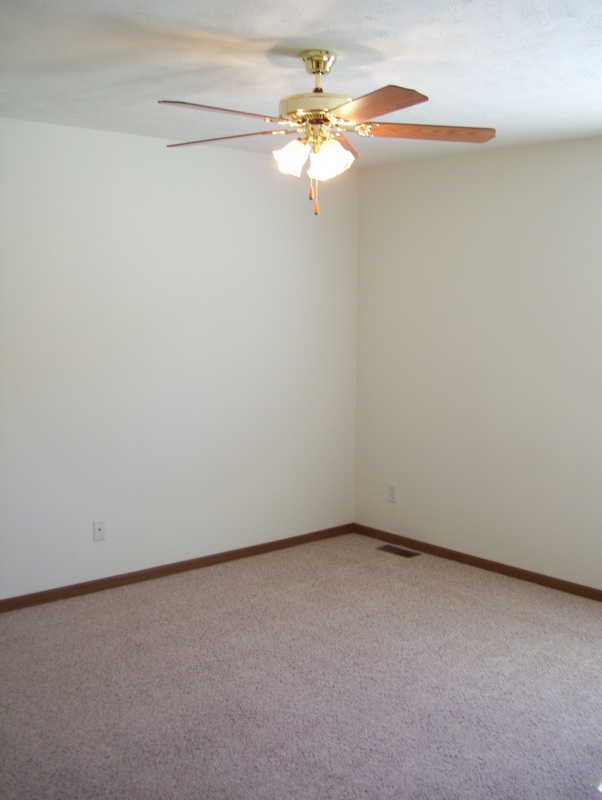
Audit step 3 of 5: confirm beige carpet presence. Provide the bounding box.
[1,533,600,799]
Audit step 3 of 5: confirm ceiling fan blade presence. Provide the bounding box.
[330,86,428,123]
[334,133,359,159]
[159,100,286,126]
[364,122,496,143]
[166,130,297,148]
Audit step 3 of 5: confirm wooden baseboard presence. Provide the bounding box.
[0,524,354,612]
[1,521,599,611]
[352,524,602,602]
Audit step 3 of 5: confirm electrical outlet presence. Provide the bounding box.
[93,520,106,542]
[387,483,398,503]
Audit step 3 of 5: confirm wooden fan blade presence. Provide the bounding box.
[330,86,428,123]
[166,130,297,148]
[159,100,286,126]
[334,133,359,159]
[364,122,496,143]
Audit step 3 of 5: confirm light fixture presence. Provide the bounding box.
[273,131,355,215]
[307,138,354,181]
[273,139,310,176]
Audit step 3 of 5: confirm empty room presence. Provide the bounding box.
[1,1,600,798]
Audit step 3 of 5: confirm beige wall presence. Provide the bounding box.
[0,118,359,598]
[356,137,602,589]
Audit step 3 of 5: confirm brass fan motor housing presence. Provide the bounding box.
[278,92,352,122]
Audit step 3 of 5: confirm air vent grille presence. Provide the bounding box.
[377,544,421,559]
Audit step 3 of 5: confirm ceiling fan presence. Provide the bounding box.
[160,50,496,215]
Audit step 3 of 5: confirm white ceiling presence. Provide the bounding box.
[1,0,601,166]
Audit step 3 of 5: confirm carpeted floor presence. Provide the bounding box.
[1,533,600,799]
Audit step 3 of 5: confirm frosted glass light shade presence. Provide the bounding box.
[273,139,310,176]
[307,139,355,181]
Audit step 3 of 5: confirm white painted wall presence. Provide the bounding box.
[356,137,602,589]
[2,119,600,599]
[0,118,358,598]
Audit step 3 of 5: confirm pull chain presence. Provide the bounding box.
[307,177,319,216]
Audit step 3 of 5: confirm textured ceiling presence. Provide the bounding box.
[1,0,601,166]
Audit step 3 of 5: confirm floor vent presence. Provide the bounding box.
[377,544,421,558]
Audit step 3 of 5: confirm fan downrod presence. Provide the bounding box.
[300,50,337,93]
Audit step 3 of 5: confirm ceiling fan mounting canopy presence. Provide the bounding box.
[299,49,337,76]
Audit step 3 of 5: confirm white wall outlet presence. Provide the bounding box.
[387,483,398,503]
[93,519,106,542]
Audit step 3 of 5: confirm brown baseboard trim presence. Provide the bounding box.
[352,524,602,602]
[2,521,599,611]
[0,523,354,613]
